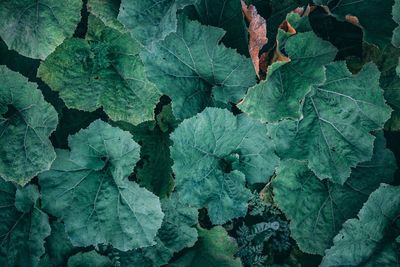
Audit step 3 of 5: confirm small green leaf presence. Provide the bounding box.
[39,120,164,251]
[141,16,256,120]
[0,0,82,59]
[0,66,58,185]
[171,107,278,224]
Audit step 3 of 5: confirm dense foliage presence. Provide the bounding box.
[0,0,400,266]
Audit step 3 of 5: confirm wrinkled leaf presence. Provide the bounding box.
[269,62,391,184]
[321,184,400,266]
[38,15,159,125]
[171,107,278,224]
[39,120,164,251]
[0,66,58,185]
[0,0,82,59]
[239,31,337,122]
[273,132,397,255]
[394,0,400,47]
[141,15,256,120]
[68,251,111,267]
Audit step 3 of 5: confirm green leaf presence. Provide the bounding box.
[169,226,243,267]
[39,120,164,251]
[38,15,160,125]
[0,0,81,59]
[189,0,249,55]
[318,0,397,48]
[141,15,256,120]
[116,195,198,267]
[39,221,76,267]
[239,32,338,122]
[320,184,400,267]
[15,184,40,213]
[0,180,51,267]
[268,61,391,184]
[0,66,58,185]
[68,251,112,267]
[118,0,198,47]
[171,107,278,224]
[88,0,125,31]
[394,0,400,47]
[273,132,397,255]
[114,119,175,198]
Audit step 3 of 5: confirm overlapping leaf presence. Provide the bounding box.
[171,107,278,224]
[273,133,396,255]
[88,0,124,31]
[118,0,197,47]
[394,0,400,47]
[268,62,391,184]
[141,15,256,120]
[239,31,338,122]
[0,0,82,59]
[68,251,111,267]
[116,195,198,267]
[0,66,58,185]
[39,120,164,251]
[321,184,400,266]
[38,15,159,125]
[0,181,51,267]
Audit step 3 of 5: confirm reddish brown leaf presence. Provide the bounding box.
[241,0,267,78]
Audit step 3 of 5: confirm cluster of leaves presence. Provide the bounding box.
[0,0,400,266]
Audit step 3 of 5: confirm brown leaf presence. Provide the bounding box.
[241,0,267,78]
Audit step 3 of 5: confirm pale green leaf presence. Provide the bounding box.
[268,62,391,184]
[141,16,256,120]
[273,132,397,255]
[38,15,160,125]
[171,107,278,224]
[39,120,164,251]
[0,0,81,59]
[321,184,400,267]
[0,66,58,185]
[239,32,338,122]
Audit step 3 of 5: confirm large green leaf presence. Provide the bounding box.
[38,15,160,125]
[0,181,51,267]
[273,132,396,255]
[316,0,397,48]
[118,0,198,47]
[141,15,256,120]
[320,184,400,266]
[171,107,278,224]
[239,31,338,122]
[0,0,81,59]
[0,66,58,185]
[268,62,391,184]
[116,195,198,267]
[170,226,243,267]
[39,120,164,251]
[393,0,400,47]
[189,0,249,55]
[68,251,112,267]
